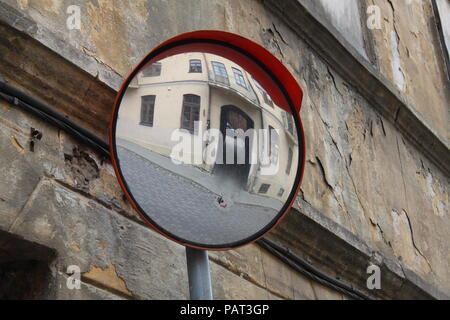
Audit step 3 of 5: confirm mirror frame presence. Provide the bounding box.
[109,30,305,250]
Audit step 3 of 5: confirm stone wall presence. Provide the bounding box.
[0,0,448,299]
[0,96,345,299]
[367,0,449,141]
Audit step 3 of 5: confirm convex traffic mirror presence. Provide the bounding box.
[110,31,305,250]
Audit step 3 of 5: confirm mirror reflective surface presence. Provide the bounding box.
[113,49,301,248]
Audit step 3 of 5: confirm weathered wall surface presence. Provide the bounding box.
[365,0,449,141]
[298,0,449,142]
[0,97,345,299]
[297,49,449,291]
[0,0,449,298]
[299,0,369,59]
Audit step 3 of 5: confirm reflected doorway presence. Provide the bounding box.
[216,105,254,190]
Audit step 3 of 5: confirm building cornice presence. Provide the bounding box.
[270,199,449,300]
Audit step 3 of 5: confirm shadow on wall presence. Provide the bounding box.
[0,230,56,299]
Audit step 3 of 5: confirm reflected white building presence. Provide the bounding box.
[117,52,299,201]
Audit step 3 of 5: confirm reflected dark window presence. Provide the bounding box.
[181,94,200,133]
[189,59,202,73]
[232,67,247,89]
[264,95,273,107]
[278,188,285,197]
[286,147,293,175]
[254,80,274,107]
[269,126,279,164]
[142,62,161,77]
[140,95,155,126]
[286,113,294,135]
[212,61,229,85]
[258,183,271,194]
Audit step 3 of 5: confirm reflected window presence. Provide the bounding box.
[181,94,200,134]
[189,59,202,73]
[286,113,294,135]
[140,95,155,126]
[278,188,285,197]
[258,183,271,194]
[142,62,161,77]
[269,126,279,164]
[254,80,274,107]
[286,147,293,175]
[232,67,247,89]
[211,61,229,85]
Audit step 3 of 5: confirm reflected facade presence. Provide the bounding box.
[115,52,299,246]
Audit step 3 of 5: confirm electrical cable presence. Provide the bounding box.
[257,238,372,300]
[0,79,109,157]
[0,80,373,300]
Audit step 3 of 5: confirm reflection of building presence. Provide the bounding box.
[117,53,298,201]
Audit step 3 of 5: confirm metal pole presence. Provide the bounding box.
[185,247,213,300]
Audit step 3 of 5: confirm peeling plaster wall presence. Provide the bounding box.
[0,98,345,299]
[0,0,449,298]
[299,0,369,59]
[296,0,449,142]
[366,0,450,141]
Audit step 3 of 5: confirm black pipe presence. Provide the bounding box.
[257,238,372,300]
[0,79,109,157]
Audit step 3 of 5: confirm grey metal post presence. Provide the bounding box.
[185,247,213,300]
